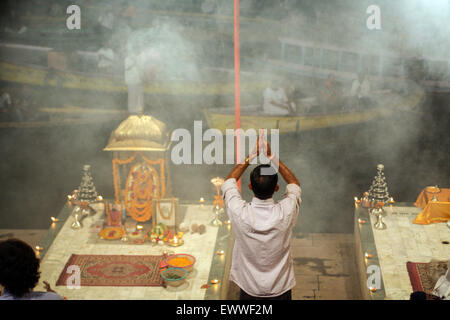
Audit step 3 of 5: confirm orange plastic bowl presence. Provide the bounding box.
[166,253,196,272]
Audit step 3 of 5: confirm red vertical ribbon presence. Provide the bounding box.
[234,0,241,190]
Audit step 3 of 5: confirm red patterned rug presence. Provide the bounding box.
[56,254,165,287]
[406,261,447,298]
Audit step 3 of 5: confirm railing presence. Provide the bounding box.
[277,37,450,85]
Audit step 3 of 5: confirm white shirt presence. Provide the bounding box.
[350,78,370,98]
[0,92,11,108]
[263,87,290,115]
[97,48,115,69]
[98,12,114,30]
[221,178,301,297]
[433,269,450,300]
[124,54,142,85]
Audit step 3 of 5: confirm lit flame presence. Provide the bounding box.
[51,217,59,222]
[369,287,377,292]
[217,250,225,255]
[199,197,205,203]
[211,279,220,284]
[97,195,103,201]
[136,225,143,231]
[35,246,43,251]
[365,253,372,259]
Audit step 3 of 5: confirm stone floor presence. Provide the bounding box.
[1,227,361,300]
[368,206,449,300]
[33,204,222,300]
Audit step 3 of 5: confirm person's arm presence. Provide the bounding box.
[225,158,250,181]
[270,100,290,110]
[225,138,259,181]
[263,138,300,186]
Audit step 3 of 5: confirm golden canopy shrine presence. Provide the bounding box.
[104,114,172,223]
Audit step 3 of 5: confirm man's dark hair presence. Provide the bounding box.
[0,238,41,297]
[250,164,278,200]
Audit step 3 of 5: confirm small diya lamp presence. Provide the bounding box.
[35,246,43,256]
[365,252,372,259]
[217,250,225,256]
[97,195,104,202]
[354,196,361,204]
[168,235,184,247]
[50,217,58,229]
[361,192,371,208]
[369,286,377,293]
[210,279,220,285]
[358,218,366,224]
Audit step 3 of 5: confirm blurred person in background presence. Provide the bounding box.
[97,40,116,74]
[350,72,371,109]
[319,73,342,111]
[0,90,12,122]
[263,79,296,115]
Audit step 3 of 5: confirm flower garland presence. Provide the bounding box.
[156,198,175,221]
[124,163,157,222]
[112,153,165,222]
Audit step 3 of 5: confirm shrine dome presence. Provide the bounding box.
[104,114,170,151]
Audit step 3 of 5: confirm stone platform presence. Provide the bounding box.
[34,202,232,300]
[354,203,449,300]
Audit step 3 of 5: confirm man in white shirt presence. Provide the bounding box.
[221,138,301,299]
[350,73,373,108]
[263,81,295,115]
[97,44,115,72]
[350,73,370,98]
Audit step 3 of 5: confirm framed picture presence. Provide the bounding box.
[154,198,178,228]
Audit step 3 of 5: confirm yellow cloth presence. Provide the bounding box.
[414,188,450,225]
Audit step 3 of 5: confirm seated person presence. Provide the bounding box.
[97,8,115,34]
[319,74,342,110]
[432,261,450,300]
[0,91,11,111]
[0,91,12,122]
[263,80,295,115]
[0,239,63,300]
[97,42,115,73]
[350,73,373,108]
